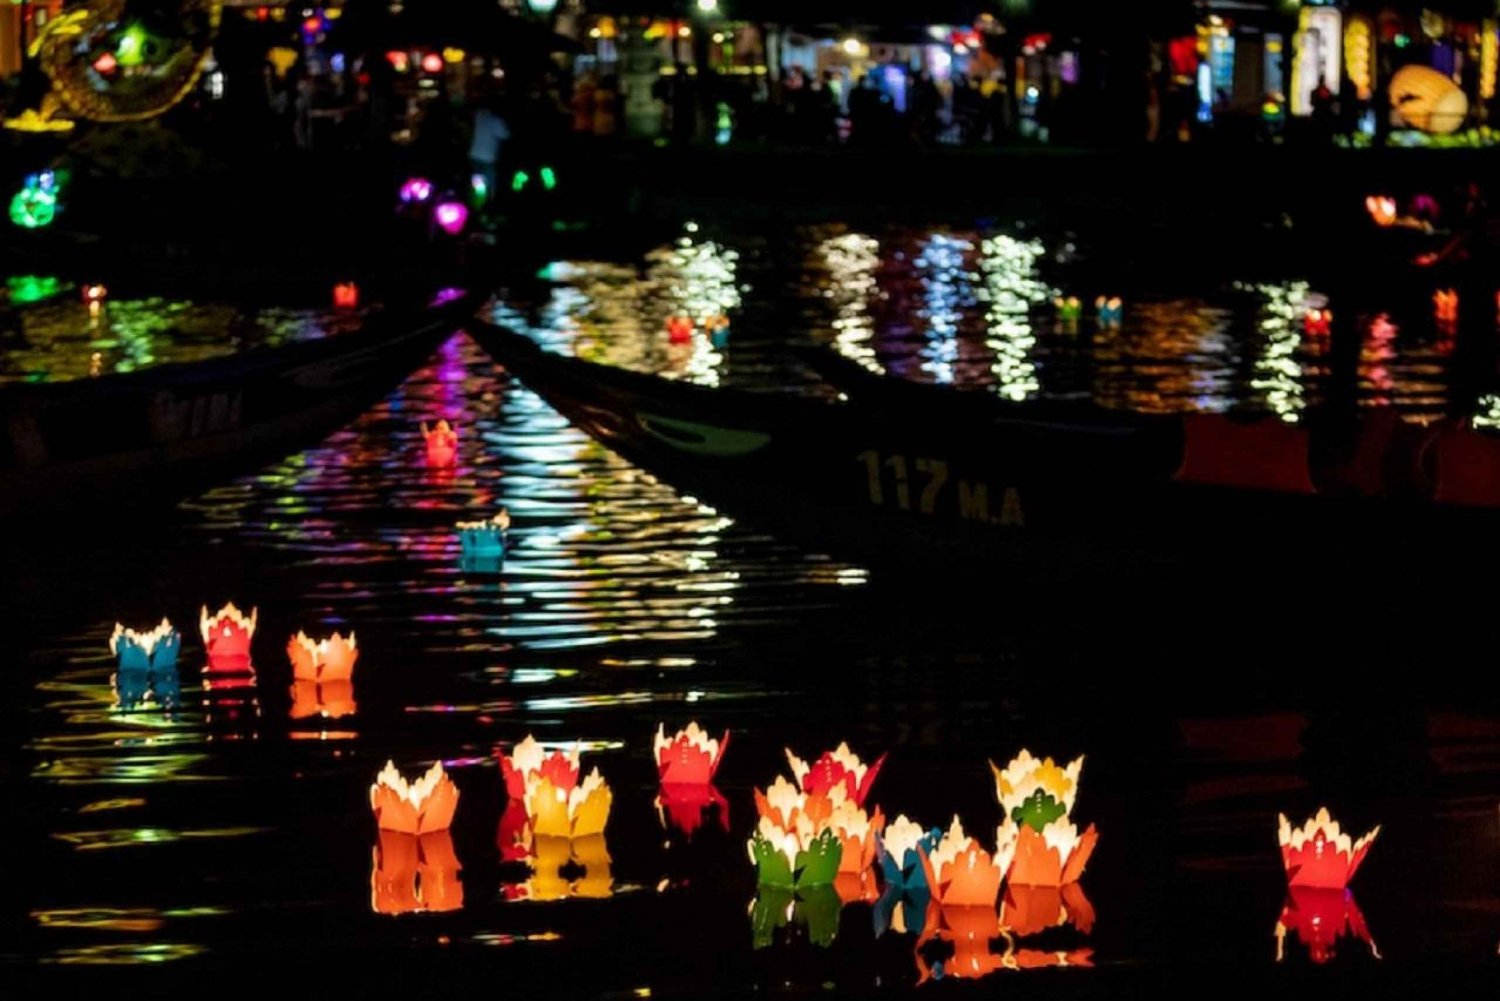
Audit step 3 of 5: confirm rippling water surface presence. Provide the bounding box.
[8,221,1500,995]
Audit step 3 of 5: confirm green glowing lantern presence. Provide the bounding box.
[1010,787,1067,832]
[9,171,60,229]
[540,165,557,191]
[511,169,530,192]
[5,275,62,303]
[114,22,153,67]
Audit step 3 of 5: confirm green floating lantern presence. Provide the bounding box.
[749,825,842,888]
[9,171,60,229]
[1011,787,1067,832]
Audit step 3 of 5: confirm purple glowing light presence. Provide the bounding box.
[400,177,434,204]
[433,201,468,235]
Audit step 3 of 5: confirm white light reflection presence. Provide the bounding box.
[914,234,976,384]
[1249,281,1312,423]
[979,235,1051,401]
[817,232,883,372]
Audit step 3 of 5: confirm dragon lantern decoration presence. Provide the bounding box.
[6,0,221,133]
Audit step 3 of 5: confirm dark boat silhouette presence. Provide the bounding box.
[0,289,481,519]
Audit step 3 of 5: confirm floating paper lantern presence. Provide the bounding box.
[370,760,460,834]
[1095,296,1123,328]
[991,750,1083,831]
[333,282,359,310]
[200,602,256,673]
[1275,884,1378,963]
[289,679,356,720]
[834,867,880,905]
[1390,65,1468,134]
[1434,289,1459,324]
[371,829,463,915]
[654,721,729,785]
[656,781,730,837]
[420,52,444,74]
[786,742,887,807]
[9,172,59,229]
[1054,296,1082,321]
[828,797,885,875]
[749,818,842,888]
[110,619,181,672]
[878,814,942,891]
[498,735,581,801]
[287,630,358,682]
[496,799,533,862]
[433,200,468,235]
[526,767,612,839]
[421,420,458,467]
[666,316,693,344]
[1303,308,1332,336]
[1001,881,1095,937]
[1278,808,1379,889]
[457,510,509,561]
[1365,195,1397,228]
[1001,809,1099,886]
[81,283,107,306]
[399,177,433,204]
[917,817,1003,908]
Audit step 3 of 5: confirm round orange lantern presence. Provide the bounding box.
[1389,65,1468,134]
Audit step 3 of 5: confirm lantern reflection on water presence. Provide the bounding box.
[370,760,459,834]
[656,781,729,838]
[502,832,613,902]
[371,829,463,915]
[457,509,509,564]
[287,630,357,682]
[1275,885,1378,964]
[1001,882,1095,937]
[750,883,843,949]
[199,603,256,673]
[420,419,458,467]
[288,679,356,720]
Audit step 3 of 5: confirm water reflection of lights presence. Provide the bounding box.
[915,234,976,384]
[817,232,883,372]
[979,235,1052,401]
[1093,300,1235,413]
[1249,282,1314,422]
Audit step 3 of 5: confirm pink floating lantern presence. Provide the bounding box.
[433,200,468,235]
[399,177,434,204]
[420,52,444,74]
[654,722,729,785]
[200,602,257,673]
[421,420,458,467]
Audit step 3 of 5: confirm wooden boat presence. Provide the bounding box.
[0,290,480,519]
[470,320,1500,580]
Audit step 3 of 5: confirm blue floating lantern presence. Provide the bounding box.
[457,509,509,562]
[877,815,941,892]
[110,619,180,672]
[1095,295,1124,328]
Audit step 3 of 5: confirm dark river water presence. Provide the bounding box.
[6,221,1500,995]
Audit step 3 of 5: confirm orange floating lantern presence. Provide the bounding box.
[1434,289,1459,324]
[420,420,458,468]
[199,602,257,673]
[287,630,358,682]
[1365,196,1397,227]
[333,282,359,310]
[371,829,463,915]
[918,817,1004,908]
[786,742,887,807]
[370,760,459,834]
[654,721,729,785]
[1278,808,1379,889]
[991,750,1098,887]
[1000,881,1095,937]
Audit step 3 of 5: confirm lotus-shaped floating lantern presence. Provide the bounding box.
[1000,882,1095,937]
[497,799,533,862]
[370,760,460,834]
[1275,884,1378,964]
[457,509,510,562]
[786,742,886,807]
[1000,816,1098,887]
[526,767,612,840]
[371,829,463,915]
[749,816,843,889]
[1365,195,1397,227]
[498,735,581,802]
[1095,296,1123,328]
[287,630,358,682]
[992,751,1083,831]
[421,420,458,467]
[879,814,942,891]
[655,721,729,786]
[918,817,1004,908]
[110,619,181,672]
[827,796,885,875]
[200,603,256,673]
[288,679,356,720]
[1278,808,1379,889]
[656,781,730,838]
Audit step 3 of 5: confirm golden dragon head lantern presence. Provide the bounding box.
[8,0,221,133]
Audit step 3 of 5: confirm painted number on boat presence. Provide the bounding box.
[856,450,1022,526]
[149,390,244,443]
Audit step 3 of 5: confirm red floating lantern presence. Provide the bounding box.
[200,602,257,674]
[421,419,458,467]
[654,722,729,785]
[666,316,694,344]
[421,52,444,74]
[333,282,359,310]
[1303,308,1332,336]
